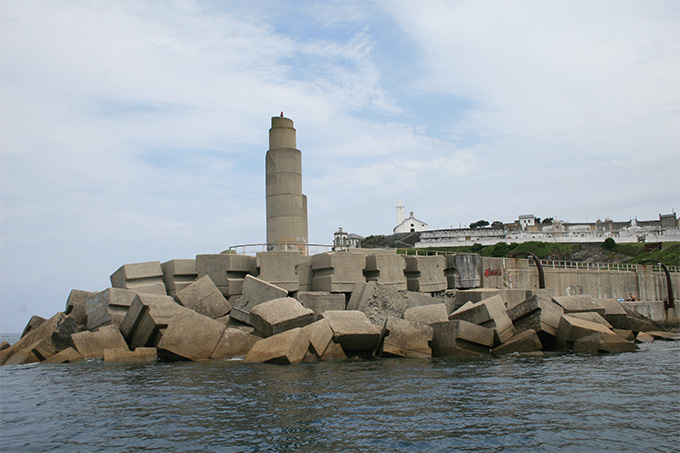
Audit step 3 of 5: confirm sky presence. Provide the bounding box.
[1,0,678,333]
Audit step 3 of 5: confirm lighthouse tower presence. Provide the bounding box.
[396,198,405,226]
[265,115,308,251]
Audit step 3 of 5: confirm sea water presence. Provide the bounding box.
[1,334,678,452]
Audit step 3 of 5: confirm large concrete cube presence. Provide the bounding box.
[244,328,309,364]
[449,295,515,345]
[103,347,158,363]
[85,288,139,331]
[404,291,441,309]
[71,325,129,359]
[492,329,543,355]
[211,328,260,360]
[451,288,502,312]
[174,275,231,319]
[249,297,315,337]
[364,254,407,291]
[296,256,314,291]
[196,253,256,296]
[311,252,366,293]
[404,256,447,293]
[1,312,79,365]
[119,293,187,348]
[445,253,481,289]
[376,317,433,358]
[507,294,564,348]
[320,310,381,355]
[230,275,288,325]
[555,315,616,351]
[161,259,197,297]
[404,303,449,326]
[552,296,606,316]
[596,298,629,329]
[256,251,301,292]
[110,261,166,295]
[20,315,47,339]
[347,281,409,327]
[156,310,226,361]
[44,347,84,364]
[297,291,346,315]
[301,319,335,358]
[64,289,97,327]
[573,332,639,354]
[430,320,494,357]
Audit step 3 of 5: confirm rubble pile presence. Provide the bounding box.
[1,252,677,367]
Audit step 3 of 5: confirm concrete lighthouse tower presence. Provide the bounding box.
[266,115,308,251]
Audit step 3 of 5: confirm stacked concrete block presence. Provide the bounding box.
[230,275,288,325]
[110,261,166,295]
[376,317,433,358]
[249,297,315,337]
[573,332,639,354]
[568,312,612,328]
[85,288,139,331]
[211,328,260,360]
[552,296,606,316]
[445,253,481,289]
[119,293,187,349]
[103,347,157,363]
[311,252,366,293]
[296,291,345,316]
[404,256,446,293]
[256,251,301,292]
[244,328,309,364]
[1,313,79,365]
[404,304,449,326]
[320,310,381,356]
[507,295,565,349]
[44,347,84,364]
[596,298,629,329]
[347,281,409,327]
[404,291,440,309]
[635,332,654,343]
[174,276,231,319]
[364,254,407,291]
[492,329,543,355]
[156,310,226,361]
[64,289,97,327]
[20,315,47,339]
[449,295,515,346]
[196,253,256,297]
[71,325,129,359]
[296,256,314,292]
[620,305,659,332]
[430,320,494,357]
[301,319,334,357]
[555,315,617,351]
[161,259,197,297]
[451,288,502,312]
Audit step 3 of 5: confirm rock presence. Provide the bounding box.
[404,304,449,326]
[493,329,543,355]
[72,325,129,359]
[244,328,309,364]
[211,328,260,360]
[161,259,197,297]
[64,289,96,327]
[1,312,79,365]
[347,281,409,327]
[555,315,615,351]
[635,332,654,344]
[404,256,447,293]
[552,296,606,316]
[320,310,381,355]
[430,320,494,356]
[20,315,47,338]
[375,317,433,358]
[449,295,515,346]
[44,347,84,364]
[573,332,639,354]
[230,275,288,325]
[249,297,315,337]
[364,254,407,291]
[156,310,226,361]
[297,291,346,316]
[85,288,139,330]
[174,275,232,319]
[103,347,157,363]
[110,261,166,295]
[119,293,187,348]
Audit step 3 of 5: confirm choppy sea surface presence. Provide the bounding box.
[1,333,679,452]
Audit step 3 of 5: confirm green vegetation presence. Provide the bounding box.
[625,242,680,267]
[602,237,617,250]
[469,220,489,229]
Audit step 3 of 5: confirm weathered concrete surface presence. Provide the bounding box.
[1,313,79,365]
[552,296,606,315]
[445,253,481,289]
[256,251,301,292]
[555,315,615,351]
[620,305,661,332]
[493,329,543,355]
[508,295,565,349]
[404,291,441,309]
[376,317,433,358]
[296,256,314,292]
[297,291,346,315]
[44,347,84,364]
[404,256,447,293]
[3,348,42,365]
[451,288,502,312]
[646,331,680,341]
[347,282,409,327]
[244,328,309,364]
[596,298,629,329]
[449,295,515,345]
[20,315,47,339]
[85,288,139,331]
[404,303,449,326]
[573,332,639,354]
[110,261,167,295]
[103,347,157,363]
[230,275,288,325]
[320,341,347,360]
[430,320,494,356]
[72,325,129,359]
[64,290,96,327]
[301,319,335,357]
[156,310,226,361]
[120,294,187,349]
[211,328,260,360]
[161,259,197,297]
[613,329,635,341]
[250,297,315,337]
[635,332,654,344]
[0,342,9,351]
[312,252,366,293]
[196,253,256,296]
[320,310,381,355]
[568,312,613,329]
[174,275,231,319]
[364,254,407,291]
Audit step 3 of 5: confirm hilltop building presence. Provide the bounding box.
[332,226,363,251]
[393,199,428,233]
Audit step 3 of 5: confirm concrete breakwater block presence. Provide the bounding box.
[445,253,482,289]
[507,294,564,349]
[110,261,167,295]
[85,288,139,331]
[161,259,197,297]
[156,311,226,361]
[404,256,447,293]
[72,325,129,359]
[449,295,515,346]
[196,254,256,297]
[244,328,309,365]
[20,315,47,339]
[119,293,187,349]
[347,281,409,327]
[211,328,260,360]
[596,298,632,329]
[404,303,449,326]
[451,288,502,312]
[1,312,80,365]
[64,289,97,327]
[552,295,606,316]
[430,320,494,357]
[364,254,407,291]
[375,317,433,358]
[573,332,639,354]
[256,251,301,292]
[296,291,346,315]
[44,347,84,364]
[555,315,616,351]
[230,275,288,325]
[174,276,231,319]
[103,347,158,363]
[320,310,381,355]
[311,252,366,293]
[492,329,543,355]
[249,297,315,338]
[568,312,612,329]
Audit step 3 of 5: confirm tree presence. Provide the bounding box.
[541,217,554,225]
[470,220,490,229]
[602,237,616,250]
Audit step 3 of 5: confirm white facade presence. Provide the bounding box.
[394,211,428,234]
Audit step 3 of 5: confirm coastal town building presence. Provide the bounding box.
[393,199,428,234]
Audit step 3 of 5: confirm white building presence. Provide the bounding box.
[333,226,362,251]
[394,199,428,233]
